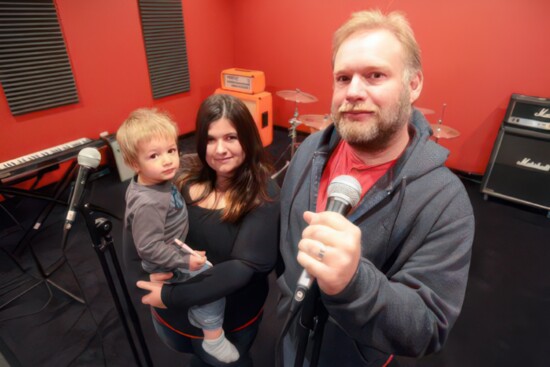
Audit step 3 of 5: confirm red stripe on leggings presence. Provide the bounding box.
[151,307,264,339]
[382,354,394,366]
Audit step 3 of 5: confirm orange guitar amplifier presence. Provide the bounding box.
[215,88,273,147]
[220,68,265,94]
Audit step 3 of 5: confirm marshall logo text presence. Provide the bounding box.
[534,108,550,119]
[516,158,550,172]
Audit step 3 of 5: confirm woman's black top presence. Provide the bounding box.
[156,179,280,335]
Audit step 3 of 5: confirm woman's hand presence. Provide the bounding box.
[136,272,173,309]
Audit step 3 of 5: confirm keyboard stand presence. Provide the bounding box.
[0,201,23,237]
[1,161,86,313]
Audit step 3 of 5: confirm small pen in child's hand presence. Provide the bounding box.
[174,238,213,267]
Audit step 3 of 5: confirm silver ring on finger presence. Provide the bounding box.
[317,244,326,261]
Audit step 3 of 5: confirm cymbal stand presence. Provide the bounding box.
[433,103,447,144]
[271,96,302,180]
[289,98,302,158]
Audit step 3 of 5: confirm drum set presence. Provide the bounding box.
[271,88,460,178]
[270,88,329,179]
[417,103,460,143]
[275,89,327,156]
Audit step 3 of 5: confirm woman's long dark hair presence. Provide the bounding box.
[178,94,273,222]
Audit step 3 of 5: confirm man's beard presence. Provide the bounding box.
[333,88,411,152]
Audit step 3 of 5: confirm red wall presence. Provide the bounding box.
[232,0,550,174]
[0,0,234,166]
[2,1,550,176]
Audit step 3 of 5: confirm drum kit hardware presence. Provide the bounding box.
[426,103,461,143]
[272,88,320,179]
[431,124,460,140]
[416,103,461,143]
[299,114,332,133]
[275,89,321,157]
[275,89,318,104]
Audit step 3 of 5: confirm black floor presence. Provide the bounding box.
[1,128,550,367]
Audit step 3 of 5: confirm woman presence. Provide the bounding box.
[135,93,280,366]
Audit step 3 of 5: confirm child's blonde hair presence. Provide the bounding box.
[116,108,179,167]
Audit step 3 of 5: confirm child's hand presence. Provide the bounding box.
[189,253,208,271]
[174,239,213,269]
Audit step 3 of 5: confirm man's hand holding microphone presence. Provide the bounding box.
[294,175,362,302]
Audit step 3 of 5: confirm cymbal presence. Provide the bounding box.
[276,89,318,103]
[416,107,435,115]
[299,114,332,131]
[430,124,460,139]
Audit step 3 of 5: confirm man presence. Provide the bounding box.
[277,9,474,366]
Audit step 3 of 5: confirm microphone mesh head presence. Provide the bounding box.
[78,147,101,168]
[327,175,362,207]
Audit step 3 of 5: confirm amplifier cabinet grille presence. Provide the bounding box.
[214,88,273,147]
[481,125,550,211]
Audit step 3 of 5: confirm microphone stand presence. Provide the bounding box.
[294,283,328,367]
[276,281,328,367]
[81,203,153,367]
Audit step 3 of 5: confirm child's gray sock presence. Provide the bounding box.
[202,330,239,363]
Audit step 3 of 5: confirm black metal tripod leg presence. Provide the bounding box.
[3,161,86,306]
[82,206,152,367]
[92,240,145,367]
[13,161,78,256]
[106,242,153,367]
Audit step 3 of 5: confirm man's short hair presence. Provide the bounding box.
[332,9,422,78]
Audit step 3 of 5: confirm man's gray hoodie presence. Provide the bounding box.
[277,109,475,366]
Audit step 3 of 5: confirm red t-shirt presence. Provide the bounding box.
[316,140,396,211]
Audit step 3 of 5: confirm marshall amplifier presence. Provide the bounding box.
[481,93,550,213]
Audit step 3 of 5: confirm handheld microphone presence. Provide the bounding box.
[64,147,101,230]
[294,175,362,303]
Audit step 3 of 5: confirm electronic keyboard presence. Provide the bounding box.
[0,137,103,183]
